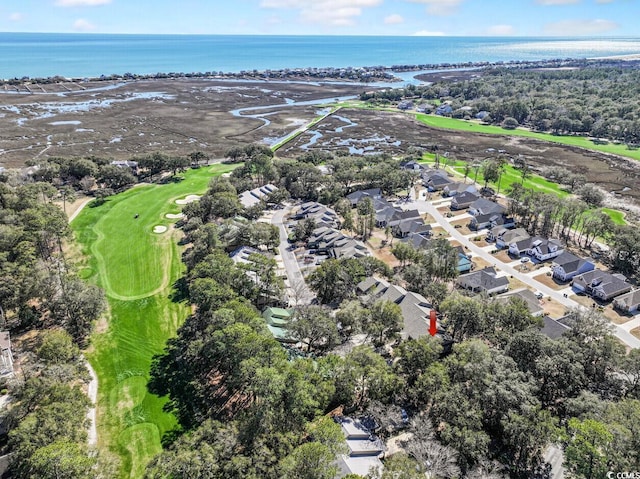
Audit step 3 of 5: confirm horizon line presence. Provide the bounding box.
[1,31,639,39]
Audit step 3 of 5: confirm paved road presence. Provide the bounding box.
[409,197,640,349]
[271,206,314,305]
[543,444,565,479]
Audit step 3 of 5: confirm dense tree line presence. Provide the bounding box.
[363,65,640,145]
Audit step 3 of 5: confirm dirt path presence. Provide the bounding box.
[85,359,98,447]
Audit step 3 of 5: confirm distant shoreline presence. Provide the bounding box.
[2,56,639,88]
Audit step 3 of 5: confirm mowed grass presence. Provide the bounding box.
[72,164,237,478]
[415,114,640,162]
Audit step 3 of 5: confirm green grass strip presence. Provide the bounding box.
[415,114,640,162]
[72,164,236,478]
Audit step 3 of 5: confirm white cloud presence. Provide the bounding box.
[536,0,580,4]
[9,12,23,21]
[487,24,515,35]
[544,18,619,35]
[406,0,464,16]
[412,29,446,36]
[384,14,404,24]
[56,0,111,6]
[260,0,382,26]
[73,18,97,31]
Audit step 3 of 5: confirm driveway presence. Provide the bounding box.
[271,206,314,305]
[411,198,640,349]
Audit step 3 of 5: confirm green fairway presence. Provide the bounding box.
[72,164,236,478]
[415,114,640,162]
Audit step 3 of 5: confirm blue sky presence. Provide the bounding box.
[0,0,637,36]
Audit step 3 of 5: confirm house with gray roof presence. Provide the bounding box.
[356,277,437,339]
[239,183,278,208]
[551,252,595,282]
[422,170,455,191]
[470,213,514,231]
[468,198,505,217]
[572,269,632,301]
[509,236,542,257]
[540,316,571,340]
[450,190,481,210]
[330,238,370,259]
[443,182,478,197]
[613,289,640,314]
[494,228,529,249]
[335,417,384,478]
[497,289,544,317]
[294,202,340,228]
[457,267,509,295]
[528,238,564,262]
[346,188,382,207]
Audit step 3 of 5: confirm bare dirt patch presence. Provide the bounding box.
[542,298,567,318]
[492,250,514,263]
[631,326,640,340]
[533,273,568,291]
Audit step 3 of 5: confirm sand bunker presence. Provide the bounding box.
[175,194,201,205]
[165,213,184,219]
[153,225,168,234]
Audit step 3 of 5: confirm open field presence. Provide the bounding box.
[72,164,236,478]
[416,114,640,162]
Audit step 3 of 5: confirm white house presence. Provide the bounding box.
[527,238,564,262]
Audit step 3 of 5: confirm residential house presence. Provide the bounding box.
[0,331,14,377]
[330,237,370,259]
[540,316,571,340]
[457,267,509,295]
[435,104,453,115]
[229,246,262,265]
[423,171,455,192]
[572,269,632,301]
[613,289,640,314]
[405,232,432,250]
[335,417,384,478]
[450,190,481,210]
[356,277,438,339]
[497,289,544,317]
[468,198,505,217]
[443,182,478,197]
[551,252,596,282]
[346,188,382,208]
[457,250,473,273]
[400,160,424,171]
[262,307,295,343]
[239,183,279,208]
[397,100,414,110]
[509,236,536,257]
[495,228,529,249]
[395,220,432,239]
[390,213,424,237]
[469,213,514,231]
[527,238,564,262]
[294,202,340,228]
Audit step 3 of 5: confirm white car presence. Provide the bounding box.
[520,257,530,263]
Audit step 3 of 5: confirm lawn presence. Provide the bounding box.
[72,164,236,478]
[415,114,640,162]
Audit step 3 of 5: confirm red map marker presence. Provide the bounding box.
[429,310,437,336]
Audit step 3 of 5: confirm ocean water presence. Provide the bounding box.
[1,33,640,80]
